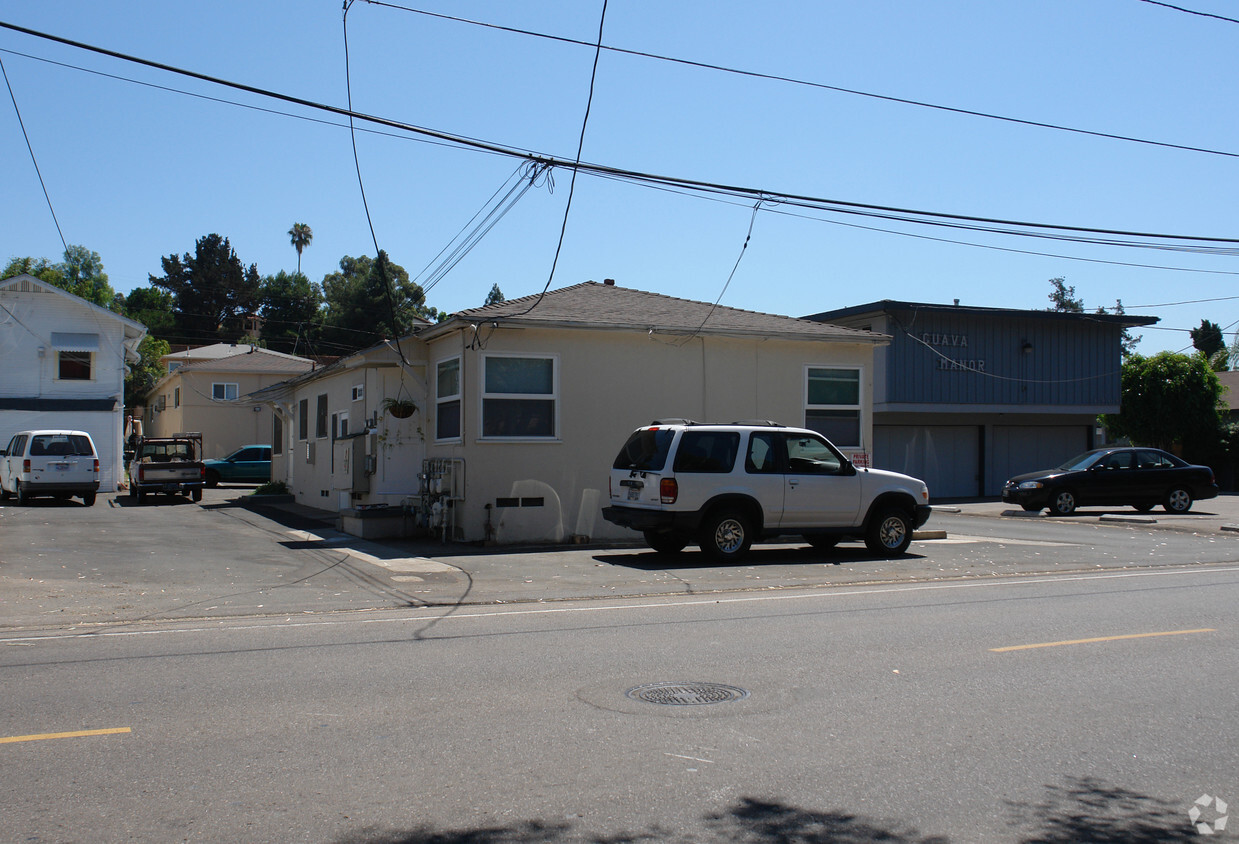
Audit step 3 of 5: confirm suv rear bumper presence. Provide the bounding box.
[602,505,698,533]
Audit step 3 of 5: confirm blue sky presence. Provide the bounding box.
[2,1,1236,355]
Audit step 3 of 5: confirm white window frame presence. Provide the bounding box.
[351,383,364,402]
[803,365,863,450]
[479,352,559,441]
[435,356,462,443]
[331,410,350,440]
[212,382,239,401]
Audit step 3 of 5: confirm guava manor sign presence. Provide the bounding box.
[921,332,987,373]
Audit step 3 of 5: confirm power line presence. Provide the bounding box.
[3,20,1238,253]
[0,52,66,252]
[360,0,1239,161]
[510,0,608,319]
[1137,0,1239,25]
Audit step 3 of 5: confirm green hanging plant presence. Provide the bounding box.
[383,397,417,419]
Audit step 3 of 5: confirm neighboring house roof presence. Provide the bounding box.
[0,273,147,360]
[421,281,886,343]
[173,348,315,375]
[1217,370,1239,413]
[805,299,1160,328]
[163,343,312,364]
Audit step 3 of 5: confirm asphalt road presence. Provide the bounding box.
[2,565,1235,842]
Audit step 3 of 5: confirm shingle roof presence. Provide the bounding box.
[177,348,314,374]
[423,281,883,342]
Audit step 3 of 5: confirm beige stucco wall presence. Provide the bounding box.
[421,325,876,544]
[147,370,290,459]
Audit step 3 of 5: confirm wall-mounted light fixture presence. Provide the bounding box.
[37,346,45,358]
[1021,341,1034,355]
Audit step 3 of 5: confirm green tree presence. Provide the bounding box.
[1047,277,1084,312]
[125,335,171,408]
[2,255,61,285]
[288,222,313,274]
[56,245,115,308]
[1101,352,1224,457]
[484,283,505,307]
[320,252,436,351]
[116,285,177,339]
[258,270,323,354]
[150,234,260,344]
[1190,319,1227,370]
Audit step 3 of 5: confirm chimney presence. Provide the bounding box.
[603,278,615,286]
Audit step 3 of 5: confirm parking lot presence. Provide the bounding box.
[2,487,1238,630]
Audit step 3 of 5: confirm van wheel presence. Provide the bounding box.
[17,482,30,505]
[82,492,96,507]
[698,508,753,562]
[0,485,10,501]
[865,509,912,557]
[643,530,687,555]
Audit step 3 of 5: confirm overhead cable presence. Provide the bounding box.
[360,0,1239,161]
[2,19,1238,253]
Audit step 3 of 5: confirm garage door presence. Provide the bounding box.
[874,425,980,499]
[990,426,1089,496]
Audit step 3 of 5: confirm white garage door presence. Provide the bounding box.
[874,425,980,499]
[990,426,1089,495]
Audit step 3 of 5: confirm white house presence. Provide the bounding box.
[0,273,147,492]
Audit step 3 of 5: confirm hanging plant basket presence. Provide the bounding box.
[383,398,417,419]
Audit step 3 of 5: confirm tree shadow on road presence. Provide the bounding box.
[331,778,1197,843]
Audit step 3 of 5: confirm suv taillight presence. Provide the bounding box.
[92,459,99,474]
[660,478,678,504]
[23,459,31,473]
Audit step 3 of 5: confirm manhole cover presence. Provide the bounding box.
[625,682,749,706]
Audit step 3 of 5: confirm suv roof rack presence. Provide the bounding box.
[648,418,698,426]
[728,420,785,427]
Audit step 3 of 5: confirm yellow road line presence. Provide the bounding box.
[991,628,1215,653]
[0,727,131,745]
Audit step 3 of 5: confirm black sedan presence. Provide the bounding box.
[1002,447,1218,516]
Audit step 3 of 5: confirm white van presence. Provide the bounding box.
[0,430,100,506]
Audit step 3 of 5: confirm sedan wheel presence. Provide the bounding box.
[1050,490,1076,516]
[1164,487,1193,513]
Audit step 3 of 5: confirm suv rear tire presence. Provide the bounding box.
[865,508,912,557]
[643,530,688,555]
[698,508,753,562]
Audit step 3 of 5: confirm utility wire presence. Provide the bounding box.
[360,0,1239,161]
[0,52,66,253]
[2,20,1238,253]
[511,0,608,318]
[1137,0,1239,24]
[677,200,763,345]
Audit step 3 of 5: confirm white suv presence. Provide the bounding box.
[602,420,931,561]
[0,430,100,506]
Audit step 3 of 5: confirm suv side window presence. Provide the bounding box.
[673,431,740,474]
[746,432,780,474]
[785,433,845,475]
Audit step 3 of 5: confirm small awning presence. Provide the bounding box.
[50,332,100,351]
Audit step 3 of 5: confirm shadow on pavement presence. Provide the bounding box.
[330,777,1195,842]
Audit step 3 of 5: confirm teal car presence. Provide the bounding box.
[203,445,272,487]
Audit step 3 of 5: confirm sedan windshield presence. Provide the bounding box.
[1057,451,1104,471]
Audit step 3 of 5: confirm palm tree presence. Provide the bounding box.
[288,223,313,274]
